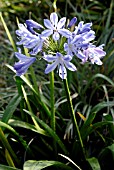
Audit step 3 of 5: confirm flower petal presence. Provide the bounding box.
[76,51,86,60]
[43,54,57,62]
[64,55,72,61]
[58,28,71,38]
[26,19,44,29]
[64,61,77,71]
[53,32,60,41]
[45,61,58,74]
[50,12,58,27]
[94,47,106,58]
[44,19,54,29]
[14,53,36,76]
[29,43,43,55]
[59,64,67,79]
[68,17,77,28]
[41,29,53,37]
[57,17,66,29]
[90,56,103,65]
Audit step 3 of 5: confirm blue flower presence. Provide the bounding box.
[42,12,71,41]
[16,24,45,55]
[26,19,44,35]
[68,17,77,28]
[82,44,106,65]
[64,34,89,57]
[14,52,36,76]
[43,52,76,79]
[74,21,93,34]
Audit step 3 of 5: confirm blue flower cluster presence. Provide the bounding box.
[14,12,106,79]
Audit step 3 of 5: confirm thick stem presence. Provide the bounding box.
[63,79,85,157]
[50,71,57,158]
[50,71,55,131]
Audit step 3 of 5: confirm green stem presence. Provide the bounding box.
[50,71,55,131]
[50,71,57,158]
[0,128,20,166]
[63,79,85,157]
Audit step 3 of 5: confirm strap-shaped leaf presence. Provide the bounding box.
[87,157,101,170]
[0,164,21,170]
[2,94,21,124]
[23,160,73,170]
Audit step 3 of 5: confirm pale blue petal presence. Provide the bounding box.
[43,54,57,62]
[57,17,66,29]
[64,43,68,51]
[68,17,77,28]
[82,23,92,32]
[58,28,71,38]
[16,38,28,45]
[84,30,95,41]
[44,19,54,29]
[29,43,43,55]
[53,32,60,41]
[64,55,72,61]
[56,52,62,58]
[72,34,83,44]
[26,19,44,29]
[14,53,36,76]
[64,61,77,71]
[59,64,67,79]
[24,39,39,48]
[45,61,58,74]
[41,29,53,37]
[50,12,58,27]
[15,52,27,61]
[94,47,106,58]
[76,51,86,60]
[78,21,84,28]
[90,56,102,65]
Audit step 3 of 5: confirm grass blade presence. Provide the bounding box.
[2,94,21,124]
[24,109,68,154]
[0,12,17,51]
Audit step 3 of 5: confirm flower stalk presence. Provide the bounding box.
[63,79,85,157]
[50,71,57,157]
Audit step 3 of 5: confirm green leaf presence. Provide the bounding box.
[82,121,114,141]
[91,101,114,113]
[0,12,17,51]
[6,64,51,118]
[8,119,49,136]
[2,94,21,124]
[24,109,68,154]
[99,143,114,159]
[23,160,73,170]
[82,73,114,95]
[87,157,101,170]
[99,144,114,169]
[5,149,15,167]
[80,112,97,136]
[0,121,28,152]
[0,164,21,170]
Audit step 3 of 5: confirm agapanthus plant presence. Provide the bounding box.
[11,11,107,169]
[14,12,106,79]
